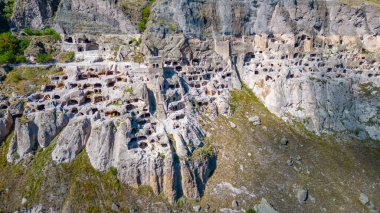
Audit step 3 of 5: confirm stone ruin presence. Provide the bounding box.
[2,31,380,203]
[232,34,380,139]
[4,46,241,202]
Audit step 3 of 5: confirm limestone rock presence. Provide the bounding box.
[280,137,288,145]
[359,193,378,213]
[7,118,38,163]
[52,117,91,163]
[86,120,116,172]
[254,198,278,213]
[297,188,308,204]
[248,116,261,126]
[34,108,69,148]
[0,112,14,142]
[193,205,201,212]
[54,0,136,34]
[111,203,119,212]
[231,200,238,210]
[11,0,59,29]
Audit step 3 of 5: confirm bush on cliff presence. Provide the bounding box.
[0,32,29,64]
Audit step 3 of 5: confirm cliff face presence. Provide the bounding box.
[151,0,380,37]
[1,0,380,211]
[11,0,60,29]
[54,0,137,34]
[145,0,380,139]
[10,0,380,35]
[10,0,137,34]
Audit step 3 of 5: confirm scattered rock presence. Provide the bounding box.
[254,198,278,213]
[21,197,27,205]
[297,188,308,204]
[359,193,378,213]
[248,116,261,126]
[111,203,119,212]
[280,137,288,145]
[204,204,210,212]
[357,130,368,140]
[230,122,237,128]
[359,193,370,205]
[232,200,239,210]
[287,158,294,166]
[193,205,201,212]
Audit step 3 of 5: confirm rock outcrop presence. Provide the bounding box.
[150,0,380,38]
[7,118,38,163]
[11,0,60,29]
[0,112,13,142]
[52,117,91,163]
[54,0,137,34]
[2,0,380,206]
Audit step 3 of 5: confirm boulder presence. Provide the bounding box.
[111,203,119,212]
[254,198,278,213]
[231,200,239,210]
[280,137,288,145]
[248,116,261,126]
[193,205,201,212]
[297,188,308,204]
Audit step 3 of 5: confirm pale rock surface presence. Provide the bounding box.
[52,117,91,163]
[7,119,38,163]
[0,112,13,142]
[254,198,279,213]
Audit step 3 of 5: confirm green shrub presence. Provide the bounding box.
[59,51,75,63]
[107,167,118,176]
[15,55,27,63]
[137,0,155,32]
[0,32,29,64]
[246,209,256,213]
[1,0,15,19]
[0,50,15,64]
[36,53,53,63]
[23,27,60,41]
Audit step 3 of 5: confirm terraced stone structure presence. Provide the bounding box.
[5,39,241,202]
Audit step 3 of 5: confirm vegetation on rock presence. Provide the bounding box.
[1,67,61,95]
[58,51,75,63]
[0,32,29,64]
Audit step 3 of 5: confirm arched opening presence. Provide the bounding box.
[37,105,45,111]
[68,100,79,106]
[65,37,73,43]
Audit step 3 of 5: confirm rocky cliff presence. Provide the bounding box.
[149,0,380,37]
[1,0,380,212]
[10,0,138,34]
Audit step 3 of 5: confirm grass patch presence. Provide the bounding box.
[168,134,176,151]
[1,67,61,95]
[358,82,380,97]
[23,27,60,41]
[58,51,75,63]
[191,144,215,160]
[35,53,54,63]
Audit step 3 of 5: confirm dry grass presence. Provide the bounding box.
[198,87,380,212]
